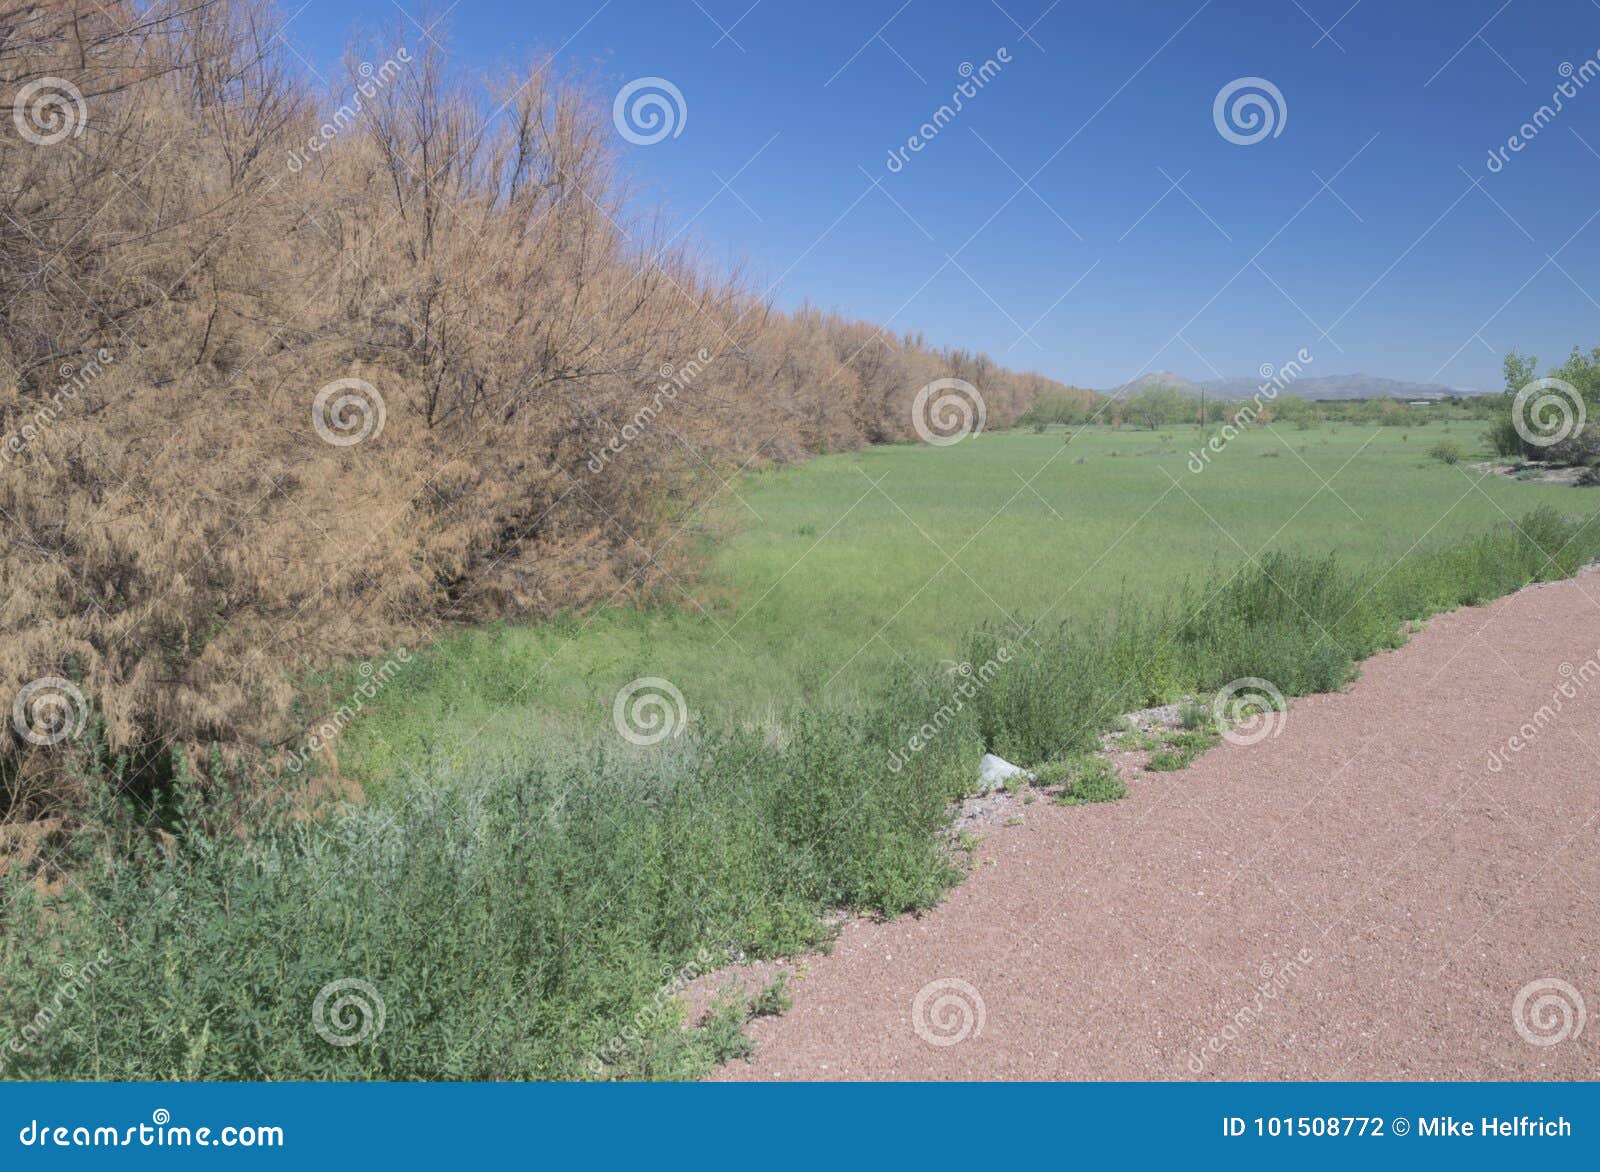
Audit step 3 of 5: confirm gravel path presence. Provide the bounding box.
[710,573,1600,1080]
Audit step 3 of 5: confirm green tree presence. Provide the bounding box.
[1270,395,1315,428]
[1492,346,1600,462]
[1126,384,1194,429]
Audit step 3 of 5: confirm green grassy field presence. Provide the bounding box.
[21,417,1600,1081]
[341,418,1583,786]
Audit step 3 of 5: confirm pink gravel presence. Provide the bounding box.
[709,573,1600,1080]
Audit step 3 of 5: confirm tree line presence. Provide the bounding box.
[0,0,1084,815]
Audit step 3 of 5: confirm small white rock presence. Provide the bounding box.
[977,752,1031,791]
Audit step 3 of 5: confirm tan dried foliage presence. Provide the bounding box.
[0,0,1094,813]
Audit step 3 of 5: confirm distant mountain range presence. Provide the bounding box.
[1103,370,1492,401]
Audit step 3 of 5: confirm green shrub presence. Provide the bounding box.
[1029,759,1075,787]
[1057,757,1127,804]
[1428,439,1465,465]
[1543,423,1600,466]
[0,697,968,1081]
[751,974,792,1017]
[965,624,1116,763]
[1143,725,1220,772]
[1030,755,1126,802]
[973,510,1600,768]
[7,509,1600,1081]
[1485,416,1523,457]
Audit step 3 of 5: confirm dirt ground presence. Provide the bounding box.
[707,572,1600,1080]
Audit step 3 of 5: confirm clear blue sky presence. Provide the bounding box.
[284,0,1600,391]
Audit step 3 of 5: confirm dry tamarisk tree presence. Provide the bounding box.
[0,0,1084,818]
